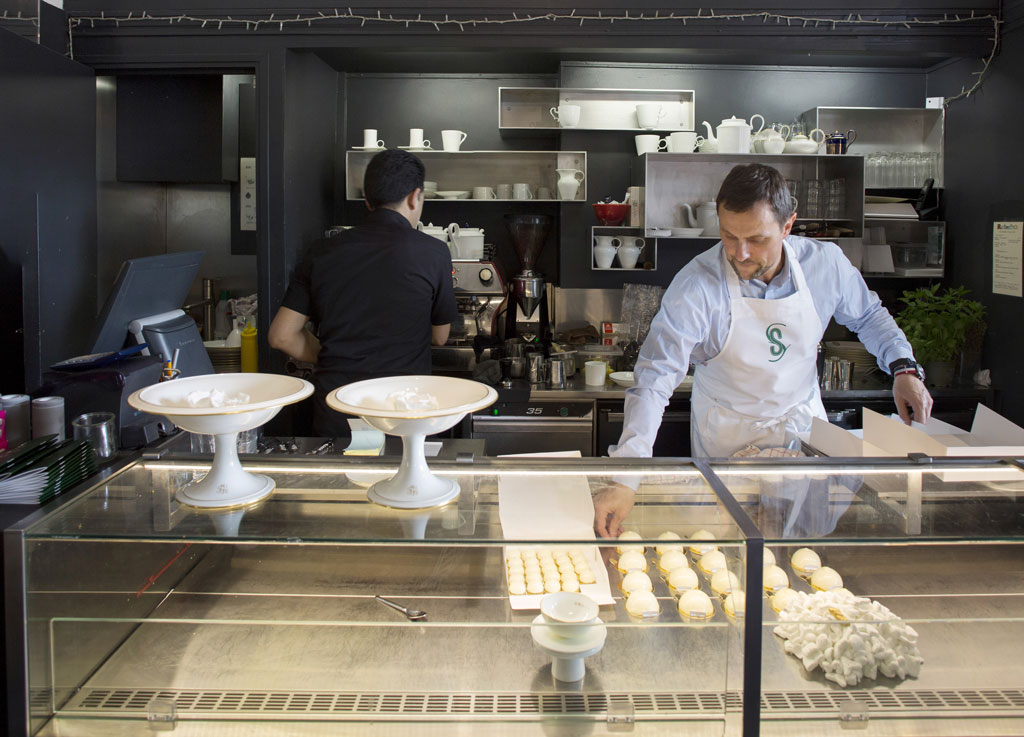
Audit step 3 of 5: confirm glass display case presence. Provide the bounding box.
[8,453,1024,736]
[709,457,1024,736]
[5,454,757,737]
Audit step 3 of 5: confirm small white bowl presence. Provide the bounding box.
[435,190,470,199]
[670,227,704,238]
[609,371,635,387]
[540,592,600,641]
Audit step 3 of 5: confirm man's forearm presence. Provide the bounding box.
[279,329,321,364]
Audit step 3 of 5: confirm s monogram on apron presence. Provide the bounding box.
[690,242,826,457]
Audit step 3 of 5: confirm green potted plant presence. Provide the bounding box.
[895,284,986,387]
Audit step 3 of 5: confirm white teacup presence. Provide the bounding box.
[408,128,430,149]
[635,134,667,156]
[668,131,698,153]
[636,103,665,129]
[512,183,533,200]
[441,129,468,151]
[362,128,384,149]
[549,104,581,128]
[496,183,513,199]
[472,186,497,200]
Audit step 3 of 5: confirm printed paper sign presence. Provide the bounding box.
[993,221,1023,297]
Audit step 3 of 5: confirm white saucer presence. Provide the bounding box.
[609,371,636,387]
[352,145,386,151]
[398,145,435,151]
[530,614,607,653]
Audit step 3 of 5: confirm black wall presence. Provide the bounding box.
[927,18,1024,422]
[0,28,96,392]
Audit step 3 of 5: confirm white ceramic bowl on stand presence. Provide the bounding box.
[328,375,497,509]
[128,373,313,508]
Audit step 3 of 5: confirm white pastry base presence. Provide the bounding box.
[177,432,276,508]
[530,614,607,682]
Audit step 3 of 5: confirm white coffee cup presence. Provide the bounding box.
[584,361,607,386]
[441,129,468,151]
[512,183,533,200]
[472,186,497,200]
[668,131,698,153]
[536,186,553,200]
[635,134,667,156]
[636,103,665,129]
[496,183,513,199]
[549,104,581,128]
[408,128,430,149]
[362,128,385,149]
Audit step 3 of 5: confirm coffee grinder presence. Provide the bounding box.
[503,214,554,348]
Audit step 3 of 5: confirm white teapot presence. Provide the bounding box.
[680,201,719,237]
[783,128,826,154]
[703,114,764,154]
[448,223,485,260]
[417,222,449,242]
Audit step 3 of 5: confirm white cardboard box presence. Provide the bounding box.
[862,405,1024,458]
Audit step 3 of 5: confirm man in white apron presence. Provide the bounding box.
[597,163,932,536]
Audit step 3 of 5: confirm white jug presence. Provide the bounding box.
[617,238,644,269]
[593,235,620,269]
[556,168,585,200]
[417,221,449,244]
[448,223,485,260]
[680,202,719,237]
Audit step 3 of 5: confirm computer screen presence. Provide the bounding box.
[90,251,204,353]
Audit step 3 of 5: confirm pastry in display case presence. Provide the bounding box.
[710,457,1024,736]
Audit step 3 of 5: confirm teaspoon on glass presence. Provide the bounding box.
[374,595,428,621]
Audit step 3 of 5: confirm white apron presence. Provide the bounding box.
[690,243,826,457]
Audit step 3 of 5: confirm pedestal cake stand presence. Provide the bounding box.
[328,375,497,509]
[128,373,313,508]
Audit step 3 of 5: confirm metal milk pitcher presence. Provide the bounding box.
[825,129,857,155]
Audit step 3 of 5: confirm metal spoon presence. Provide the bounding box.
[374,595,428,621]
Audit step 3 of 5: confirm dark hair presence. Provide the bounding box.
[363,149,425,208]
[715,163,795,225]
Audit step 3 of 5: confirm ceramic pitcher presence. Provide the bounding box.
[593,235,620,268]
[556,168,585,200]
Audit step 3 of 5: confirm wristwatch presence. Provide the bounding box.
[889,358,925,382]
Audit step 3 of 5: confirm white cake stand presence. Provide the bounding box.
[328,375,497,509]
[128,373,313,508]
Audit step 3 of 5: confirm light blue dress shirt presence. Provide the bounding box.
[610,235,914,458]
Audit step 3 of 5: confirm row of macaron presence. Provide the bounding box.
[505,547,597,596]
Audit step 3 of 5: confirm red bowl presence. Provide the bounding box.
[592,203,630,226]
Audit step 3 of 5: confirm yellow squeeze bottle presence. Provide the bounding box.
[240,319,258,372]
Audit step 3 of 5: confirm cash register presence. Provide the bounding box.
[40,251,214,448]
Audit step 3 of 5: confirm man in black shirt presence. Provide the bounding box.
[269,149,458,436]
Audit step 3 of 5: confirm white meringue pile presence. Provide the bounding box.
[175,389,251,408]
[386,388,440,412]
[774,588,923,687]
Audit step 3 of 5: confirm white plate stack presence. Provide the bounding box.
[203,340,242,373]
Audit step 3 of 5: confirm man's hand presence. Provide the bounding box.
[893,373,933,425]
[593,482,636,538]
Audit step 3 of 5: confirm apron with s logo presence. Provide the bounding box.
[690,242,826,457]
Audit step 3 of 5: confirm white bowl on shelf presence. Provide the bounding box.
[670,227,704,237]
[435,190,470,200]
[609,371,636,387]
[328,375,497,509]
[128,373,313,508]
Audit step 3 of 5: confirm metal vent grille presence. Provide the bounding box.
[60,687,1024,720]
[64,689,734,718]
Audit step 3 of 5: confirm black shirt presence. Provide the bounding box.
[282,208,458,434]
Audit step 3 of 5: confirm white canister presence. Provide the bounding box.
[1,394,30,449]
[584,361,607,386]
[31,396,65,441]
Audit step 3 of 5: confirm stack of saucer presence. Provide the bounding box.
[204,340,242,373]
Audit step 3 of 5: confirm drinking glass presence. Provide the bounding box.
[826,178,846,219]
[72,411,117,459]
[804,180,825,219]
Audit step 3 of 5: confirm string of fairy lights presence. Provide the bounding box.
[0,7,1003,105]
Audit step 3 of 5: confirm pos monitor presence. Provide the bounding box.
[90,251,213,377]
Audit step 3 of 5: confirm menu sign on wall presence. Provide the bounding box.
[993,221,1023,297]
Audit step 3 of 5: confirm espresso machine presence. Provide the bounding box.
[503,214,554,348]
[430,260,505,374]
